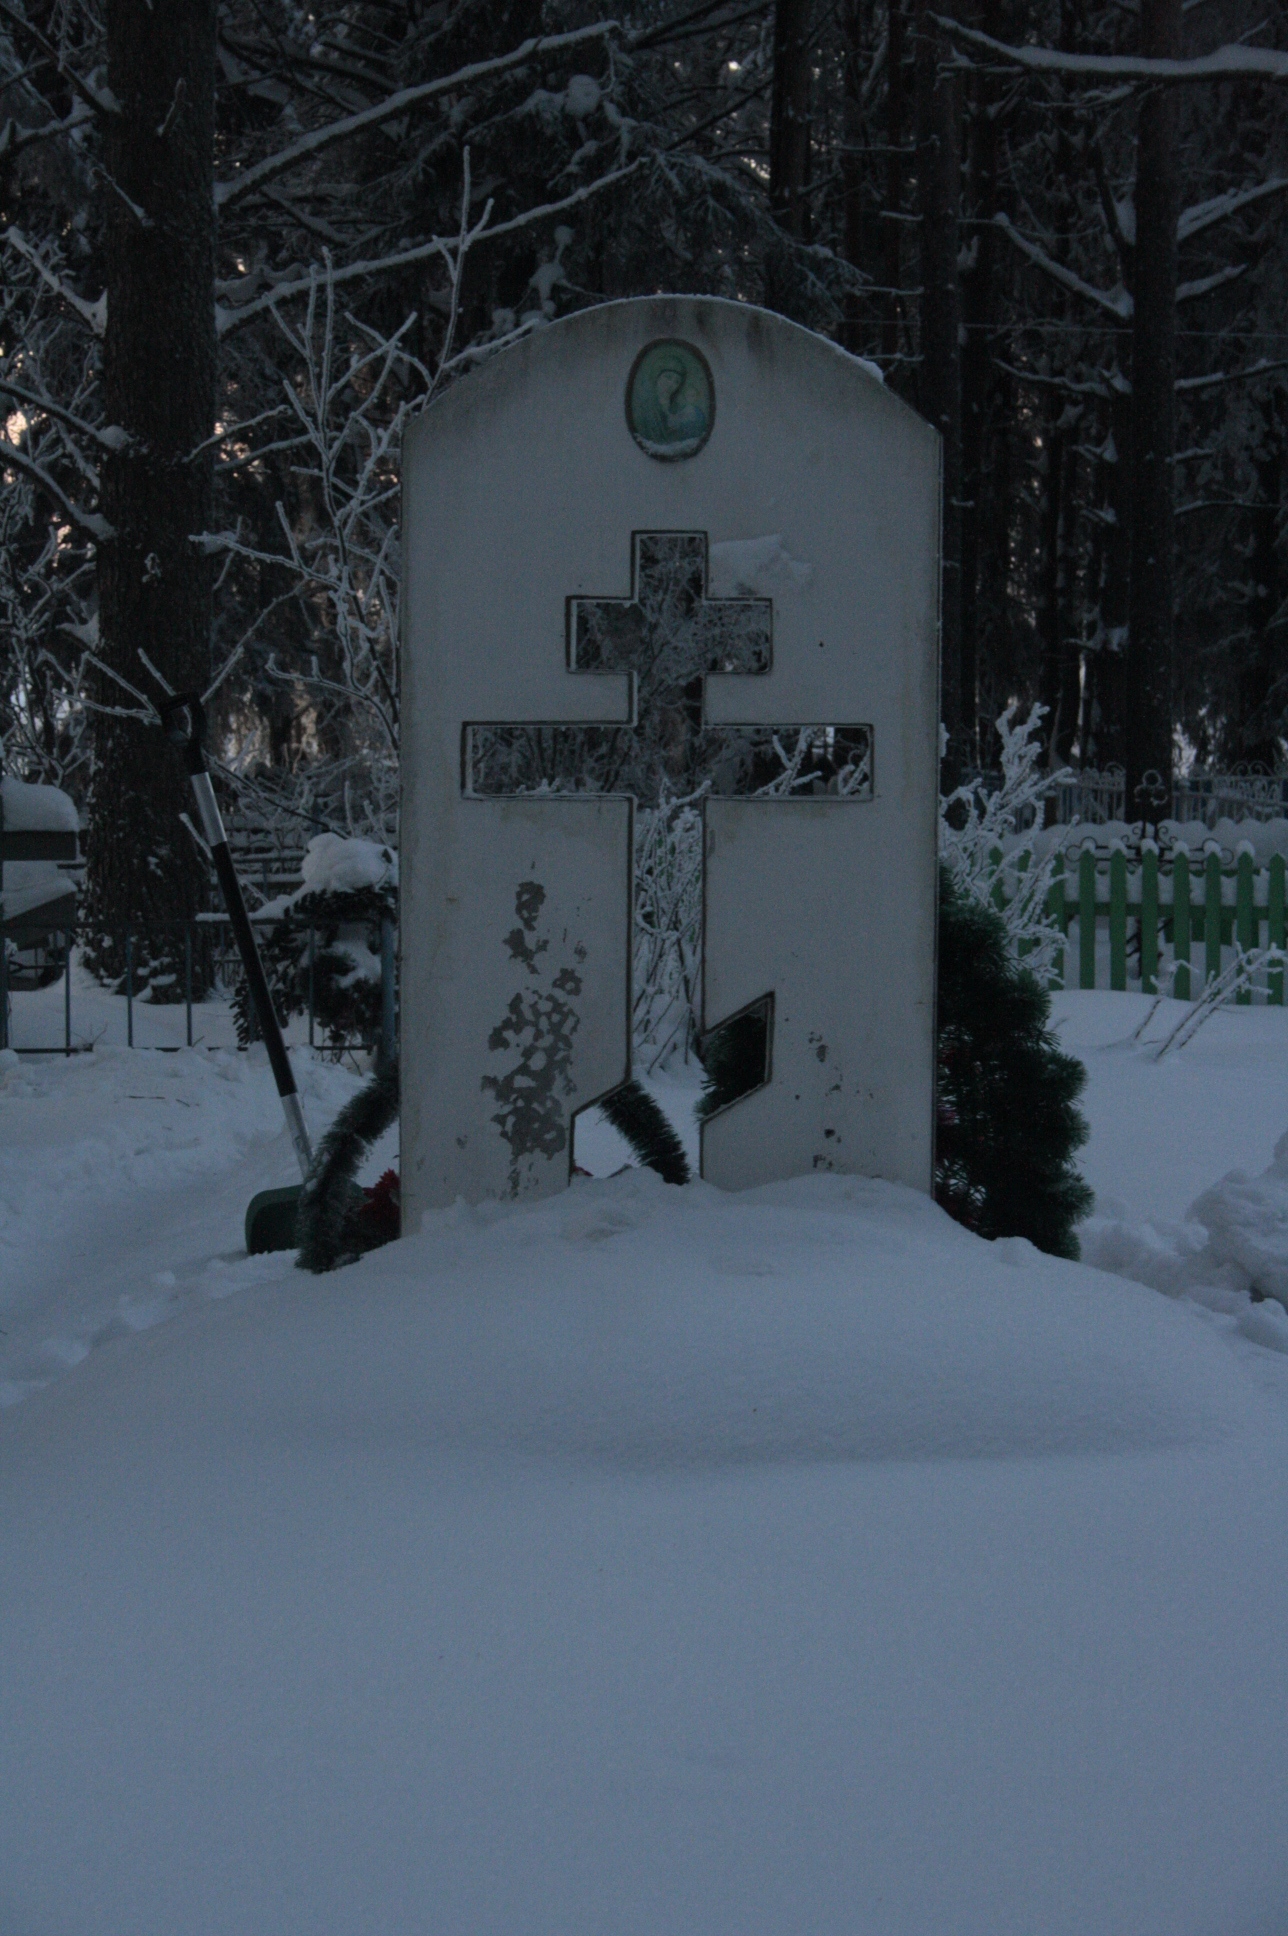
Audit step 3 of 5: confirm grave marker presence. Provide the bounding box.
[401,296,940,1220]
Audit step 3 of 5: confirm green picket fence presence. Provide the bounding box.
[999,846,1288,1002]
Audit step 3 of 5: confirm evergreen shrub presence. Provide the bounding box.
[935,866,1093,1258]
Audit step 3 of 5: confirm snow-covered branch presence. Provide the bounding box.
[213,20,622,210]
[0,438,111,539]
[2,227,105,336]
[992,214,1132,321]
[1178,177,1288,243]
[934,17,1288,85]
[216,160,645,336]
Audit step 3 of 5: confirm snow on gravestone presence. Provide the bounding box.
[400,297,940,1218]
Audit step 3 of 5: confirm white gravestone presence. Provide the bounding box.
[401,296,940,1221]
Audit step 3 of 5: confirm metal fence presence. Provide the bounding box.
[969,767,1288,830]
[1,916,396,1058]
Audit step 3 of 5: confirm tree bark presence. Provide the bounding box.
[767,0,813,312]
[840,0,867,352]
[84,0,217,992]
[959,0,1004,769]
[883,0,907,364]
[915,1,963,773]
[1125,0,1180,819]
[1230,391,1287,769]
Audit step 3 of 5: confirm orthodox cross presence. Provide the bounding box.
[464,529,872,1099]
[466,531,871,807]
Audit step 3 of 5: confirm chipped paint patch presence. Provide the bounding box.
[482,882,585,1194]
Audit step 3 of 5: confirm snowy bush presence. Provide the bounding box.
[939,703,1070,982]
[234,836,397,1055]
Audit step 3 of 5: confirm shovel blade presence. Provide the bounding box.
[246,1184,302,1255]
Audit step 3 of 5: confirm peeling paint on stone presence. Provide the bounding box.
[481,881,585,1194]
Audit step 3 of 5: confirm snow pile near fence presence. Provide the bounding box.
[4,1143,1288,1934]
[1018,814,1288,862]
[1058,991,1288,1342]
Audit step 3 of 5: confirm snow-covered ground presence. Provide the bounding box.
[3,986,1288,1932]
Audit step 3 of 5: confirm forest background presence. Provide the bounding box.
[2,0,1287,996]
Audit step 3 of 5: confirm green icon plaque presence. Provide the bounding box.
[626,339,714,460]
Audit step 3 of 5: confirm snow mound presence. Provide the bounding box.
[0,773,79,832]
[1187,1125,1288,1303]
[3,1166,1288,1935]
[273,1170,1251,1470]
[708,533,814,599]
[299,831,397,896]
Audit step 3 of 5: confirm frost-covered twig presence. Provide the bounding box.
[1153,945,1288,1059]
[940,703,1071,979]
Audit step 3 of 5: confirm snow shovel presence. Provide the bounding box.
[163,694,312,1254]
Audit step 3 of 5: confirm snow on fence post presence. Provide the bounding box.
[1079,848,1097,989]
[1204,852,1223,988]
[1140,847,1159,994]
[1237,849,1255,1004]
[1174,851,1192,999]
[1109,849,1127,991]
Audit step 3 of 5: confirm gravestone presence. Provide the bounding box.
[401,296,940,1223]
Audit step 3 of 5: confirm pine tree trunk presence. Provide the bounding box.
[767,0,812,312]
[1037,407,1077,772]
[83,0,216,995]
[915,1,963,774]
[1232,392,1287,769]
[883,0,906,364]
[1125,0,1179,819]
[959,0,1003,768]
[840,0,867,352]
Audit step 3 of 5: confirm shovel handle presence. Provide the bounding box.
[165,695,312,1181]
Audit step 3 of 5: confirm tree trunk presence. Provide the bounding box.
[1037,403,1082,776]
[1125,0,1180,819]
[767,0,812,312]
[84,0,217,994]
[1231,390,1287,769]
[915,1,963,774]
[840,0,867,352]
[959,0,1003,769]
[1084,373,1131,774]
[883,0,907,365]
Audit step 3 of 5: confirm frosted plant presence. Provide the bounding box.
[940,703,1071,981]
[633,794,705,1069]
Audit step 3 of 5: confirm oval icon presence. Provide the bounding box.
[626,339,714,461]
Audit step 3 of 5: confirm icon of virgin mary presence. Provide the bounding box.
[627,341,714,458]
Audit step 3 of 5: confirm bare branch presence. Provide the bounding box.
[1178,177,1288,243]
[0,376,126,453]
[992,213,1132,320]
[214,20,622,210]
[0,0,121,119]
[1176,262,1247,303]
[1176,358,1288,393]
[934,15,1288,84]
[0,437,112,538]
[216,159,645,336]
[3,226,106,335]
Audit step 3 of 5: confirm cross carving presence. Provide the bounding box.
[465,531,871,806]
[463,529,873,1126]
